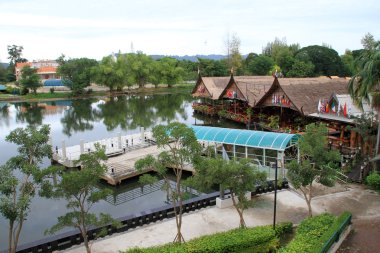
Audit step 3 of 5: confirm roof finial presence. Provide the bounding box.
[230,67,234,75]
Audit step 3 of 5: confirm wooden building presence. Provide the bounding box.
[191,76,231,116]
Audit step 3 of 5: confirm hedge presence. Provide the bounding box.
[366,172,380,190]
[123,222,292,253]
[278,212,352,253]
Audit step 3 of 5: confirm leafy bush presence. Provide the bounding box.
[50,87,55,94]
[366,172,380,190]
[278,212,351,253]
[123,222,292,253]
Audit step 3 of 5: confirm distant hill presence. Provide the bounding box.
[150,54,227,62]
[0,63,9,68]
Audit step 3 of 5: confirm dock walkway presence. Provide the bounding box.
[51,129,195,185]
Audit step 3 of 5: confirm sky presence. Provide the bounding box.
[0,0,379,62]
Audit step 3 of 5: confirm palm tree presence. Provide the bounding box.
[348,35,380,158]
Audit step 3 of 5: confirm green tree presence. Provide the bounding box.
[44,144,120,253]
[198,58,228,77]
[225,33,243,74]
[92,55,126,92]
[7,45,27,66]
[287,59,315,77]
[19,65,42,94]
[177,60,198,81]
[295,45,344,76]
[0,63,8,82]
[341,50,356,76]
[287,123,340,217]
[57,56,98,95]
[193,157,266,228]
[0,125,52,253]
[247,55,274,76]
[158,57,184,87]
[348,34,380,157]
[135,123,202,243]
[124,52,154,88]
[149,60,163,88]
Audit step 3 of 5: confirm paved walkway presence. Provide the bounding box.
[60,184,380,253]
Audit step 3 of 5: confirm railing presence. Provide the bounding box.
[318,212,352,253]
[1,180,289,253]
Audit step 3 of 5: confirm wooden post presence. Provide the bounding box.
[118,132,122,149]
[350,130,356,148]
[80,140,84,154]
[140,127,145,140]
[62,140,66,160]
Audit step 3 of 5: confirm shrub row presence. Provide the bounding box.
[123,222,292,253]
[278,212,351,253]
[366,172,380,190]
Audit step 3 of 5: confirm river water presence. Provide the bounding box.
[0,91,241,248]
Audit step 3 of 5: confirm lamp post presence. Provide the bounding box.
[273,159,278,230]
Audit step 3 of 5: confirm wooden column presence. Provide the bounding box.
[350,130,357,148]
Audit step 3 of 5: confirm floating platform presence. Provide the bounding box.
[51,129,195,185]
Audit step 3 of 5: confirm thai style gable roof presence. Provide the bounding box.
[256,77,349,115]
[220,76,275,107]
[192,76,231,100]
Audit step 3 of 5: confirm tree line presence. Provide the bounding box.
[0,33,375,94]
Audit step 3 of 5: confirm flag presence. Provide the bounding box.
[331,101,336,113]
[337,100,341,115]
[343,102,347,117]
[326,103,329,113]
[318,99,322,113]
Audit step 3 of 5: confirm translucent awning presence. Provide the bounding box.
[189,125,299,151]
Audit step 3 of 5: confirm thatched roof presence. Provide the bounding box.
[257,77,349,115]
[220,76,275,107]
[192,76,231,100]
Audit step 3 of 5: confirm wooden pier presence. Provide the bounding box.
[51,128,195,185]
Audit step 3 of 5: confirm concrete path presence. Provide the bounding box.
[60,190,309,253]
[59,184,380,253]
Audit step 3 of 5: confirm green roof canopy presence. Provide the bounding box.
[189,125,299,151]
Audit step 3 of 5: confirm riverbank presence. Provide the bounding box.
[0,83,194,103]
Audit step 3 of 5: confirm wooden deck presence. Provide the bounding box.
[52,130,195,185]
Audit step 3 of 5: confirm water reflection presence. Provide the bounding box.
[0,91,223,247]
[61,98,98,136]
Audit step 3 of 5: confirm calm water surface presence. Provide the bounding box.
[0,92,240,248]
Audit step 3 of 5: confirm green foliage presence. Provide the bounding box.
[7,45,27,66]
[19,65,42,94]
[158,57,185,87]
[341,50,356,76]
[0,125,52,253]
[92,55,127,91]
[348,112,377,143]
[193,157,266,228]
[246,55,274,76]
[287,123,340,217]
[0,63,7,82]
[123,223,293,253]
[198,58,228,77]
[135,123,202,243]
[44,144,120,252]
[287,59,315,77]
[366,172,380,190]
[295,45,344,76]
[267,115,279,129]
[57,55,98,95]
[278,212,351,253]
[348,34,380,109]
